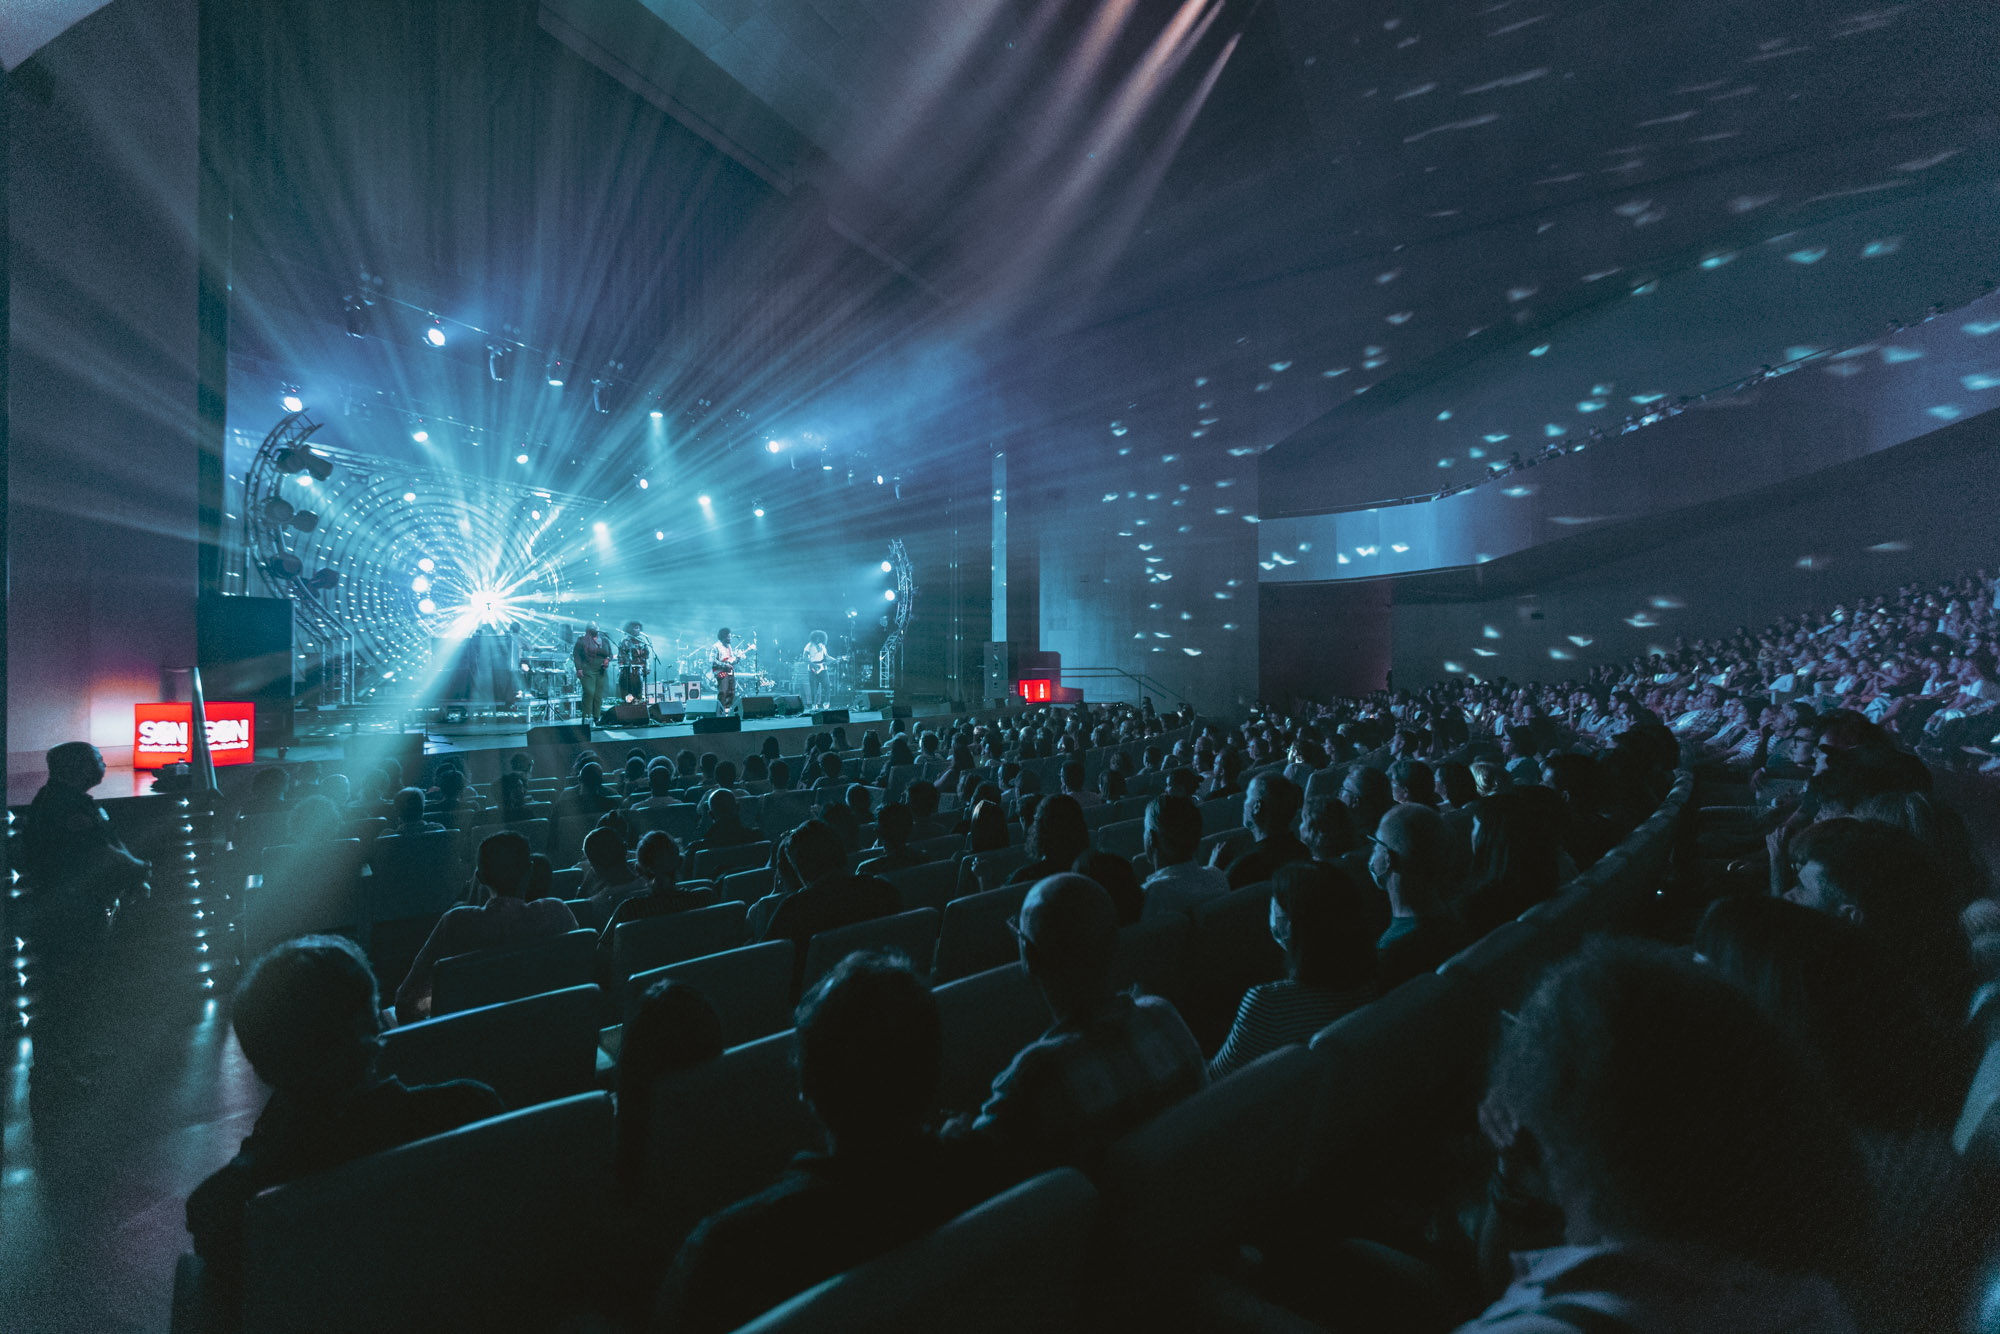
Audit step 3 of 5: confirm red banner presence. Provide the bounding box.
[133,702,257,769]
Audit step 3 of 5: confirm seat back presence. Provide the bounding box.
[379,985,602,1112]
[1200,794,1245,834]
[800,908,943,994]
[760,791,815,838]
[1099,1046,1321,1274]
[244,840,368,958]
[627,941,796,1046]
[1182,882,1284,1046]
[692,840,772,882]
[736,1170,1099,1334]
[1436,919,1559,1010]
[640,1031,820,1252]
[884,858,959,913]
[431,929,596,1016]
[910,833,963,863]
[717,865,775,905]
[364,832,458,924]
[1110,914,1190,1006]
[632,804,700,843]
[933,962,1049,1116]
[611,901,751,983]
[1096,818,1147,859]
[966,846,1028,893]
[932,884,1031,984]
[241,1092,614,1333]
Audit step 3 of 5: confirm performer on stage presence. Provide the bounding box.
[617,621,651,702]
[711,627,739,713]
[803,630,832,710]
[573,622,612,721]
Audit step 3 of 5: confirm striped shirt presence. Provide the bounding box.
[1207,979,1373,1081]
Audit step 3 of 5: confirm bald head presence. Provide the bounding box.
[1019,873,1119,1015]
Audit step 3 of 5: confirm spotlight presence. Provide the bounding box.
[884,589,897,601]
[305,568,340,591]
[411,576,430,593]
[403,491,416,502]
[260,497,296,525]
[281,393,304,413]
[418,597,437,614]
[412,429,429,443]
[424,320,447,347]
[288,510,320,533]
[638,478,648,489]
[516,453,530,465]
[655,530,665,540]
[753,506,765,518]
[697,494,711,506]
[766,440,782,453]
[593,521,608,534]
[417,557,435,571]
[876,474,885,485]
[881,560,894,573]
[650,409,665,420]
[262,554,303,579]
[545,358,566,387]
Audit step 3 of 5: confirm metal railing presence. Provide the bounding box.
[1057,667,1196,712]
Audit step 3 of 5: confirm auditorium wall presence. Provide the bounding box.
[6,0,202,778]
[1388,406,2000,689]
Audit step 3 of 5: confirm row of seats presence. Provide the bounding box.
[192,773,1690,1333]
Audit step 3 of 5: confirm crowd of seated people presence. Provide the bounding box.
[93,589,2000,1329]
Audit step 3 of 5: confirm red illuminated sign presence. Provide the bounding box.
[133,702,257,768]
[1017,679,1052,703]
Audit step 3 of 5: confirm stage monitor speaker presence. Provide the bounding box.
[650,704,685,723]
[773,695,805,716]
[739,695,778,720]
[891,704,914,720]
[692,716,741,734]
[851,691,890,711]
[813,709,850,725]
[605,701,651,724]
[527,723,591,745]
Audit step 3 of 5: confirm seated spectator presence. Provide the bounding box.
[1538,753,1618,871]
[1213,774,1311,889]
[656,952,993,1334]
[1457,788,1567,938]
[1387,758,1439,808]
[1141,794,1230,919]
[759,820,899,993]
[739,755,770,792]
[821,787,863,853]
[905,780,948,840]
[629,766,682,811]
[964,799,1010,856]
[1372,803,1465,988]
[238,765,291,815]
[582,827,647,916]
[1470,760,1510,799]
[1061,759,1103,809]
[426,768,482,829]
[1341,765,1394,839]
[808,752,848,806]
[1202,748,1247,802]
[496,771,550,824]
[558,762,617,823]
[284,793,347,844]
[395,832,578,1021]
[963,875,1205,1172]
[188,937,500,1300]
[616,980,725,1198]
[766,758,795,792]
[1006,794,1092,886]
[1464,942,1864,1332]
[600,832,722,942]
[1301,796,1373,887]
[858,802,925,876]
[384,786,445,838]
[1208,863,1385,1080]
[1072,850,1145,926]
[690,788,757,850]
[1165,766,1202,801]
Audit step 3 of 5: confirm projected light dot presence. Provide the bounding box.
[530,510,540,519]
[515,453,529,464]
[281,394,303,413]
[411,576,430,593]
[412,430,429,443]
[638,478,648,489]
[876,475,885,485]
[649,410,664,420]
[417,557,435,571]
[753,507,765,518]
[884,589,897,601]
[424,325,447,347]
[767,440,782,453]
[655,530,664,540]
[402,492,416,502]
[417,598,436,614]
[697,494,711,506]
[880,560,894,573]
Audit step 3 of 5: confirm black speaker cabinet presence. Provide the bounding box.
[692,717,741,734]
[851,691,890,711]
[606,701,651,724]
[813,708,850,725]
[772,695,805,716]
[891,704,915,720]
[527,723,592,745]
[650,703,685,723]
[739,695,778,720]
[199,596,295,743]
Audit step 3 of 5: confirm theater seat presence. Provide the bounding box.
[430,928,596,1016]
[612,901,751,985]
[242,840,368,958]
[933,962,1050,1116]
[716,865,774,905]
[240,1092,615,1333]
[800,907,943,993]
[363,831,456,924]
[1111,914,1190,1006]
[932,884,1031,984]
[963,846,1028,895]
[1097,818,1147,859]
[693,840,772,882]
[379,984,601,1112]
[639,1030,821,1253]
[627,940,796,1046]
[733,1169,1100,1334]
[1437,919,1558,1010]
[1183,882,1284,1047]
[885,858,960,913]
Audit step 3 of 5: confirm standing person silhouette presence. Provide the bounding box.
[712,628,739,714]
[574,622,612,722]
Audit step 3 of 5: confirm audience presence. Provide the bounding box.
[1372,802,1465,988]
[1207,863,1385,1080]
[654,952,993,1334]
[395,832,578,1021]
[1212,773,1311,889]
[1004,794,1090,886]
[581,827,647,918]
[759,820,899,993]
[857,801,924,875]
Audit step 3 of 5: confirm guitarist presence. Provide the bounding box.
[711,627,739,714]
[803,630,833,710]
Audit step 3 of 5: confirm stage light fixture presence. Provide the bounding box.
[263,554,303,579]
[881,560,894,573]
[638,478,648,489]
[261,496,296,525]
[545,358,566,387]
[411,576,431,593]
[424,320,447,347]
[281,392,304,413]
[417,557,435,571]
[288,510,320,533]
[403,491,416,502]
[650,409,665,420]
[412,429,429,443]
[876,475,885,485]
[516,452,530,464]
[593,521,608,534]
[655,530,665,540]
[305,569,340,591]
[884,589,897,601]
[753,506,765,518]
[418,597,437,614]
[766,440,782,453]
[697,494,711,506]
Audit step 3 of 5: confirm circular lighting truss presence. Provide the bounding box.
[241,415,600,706]
[877,537,915,692]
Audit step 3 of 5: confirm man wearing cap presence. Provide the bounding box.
[965,874,1206,1172]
